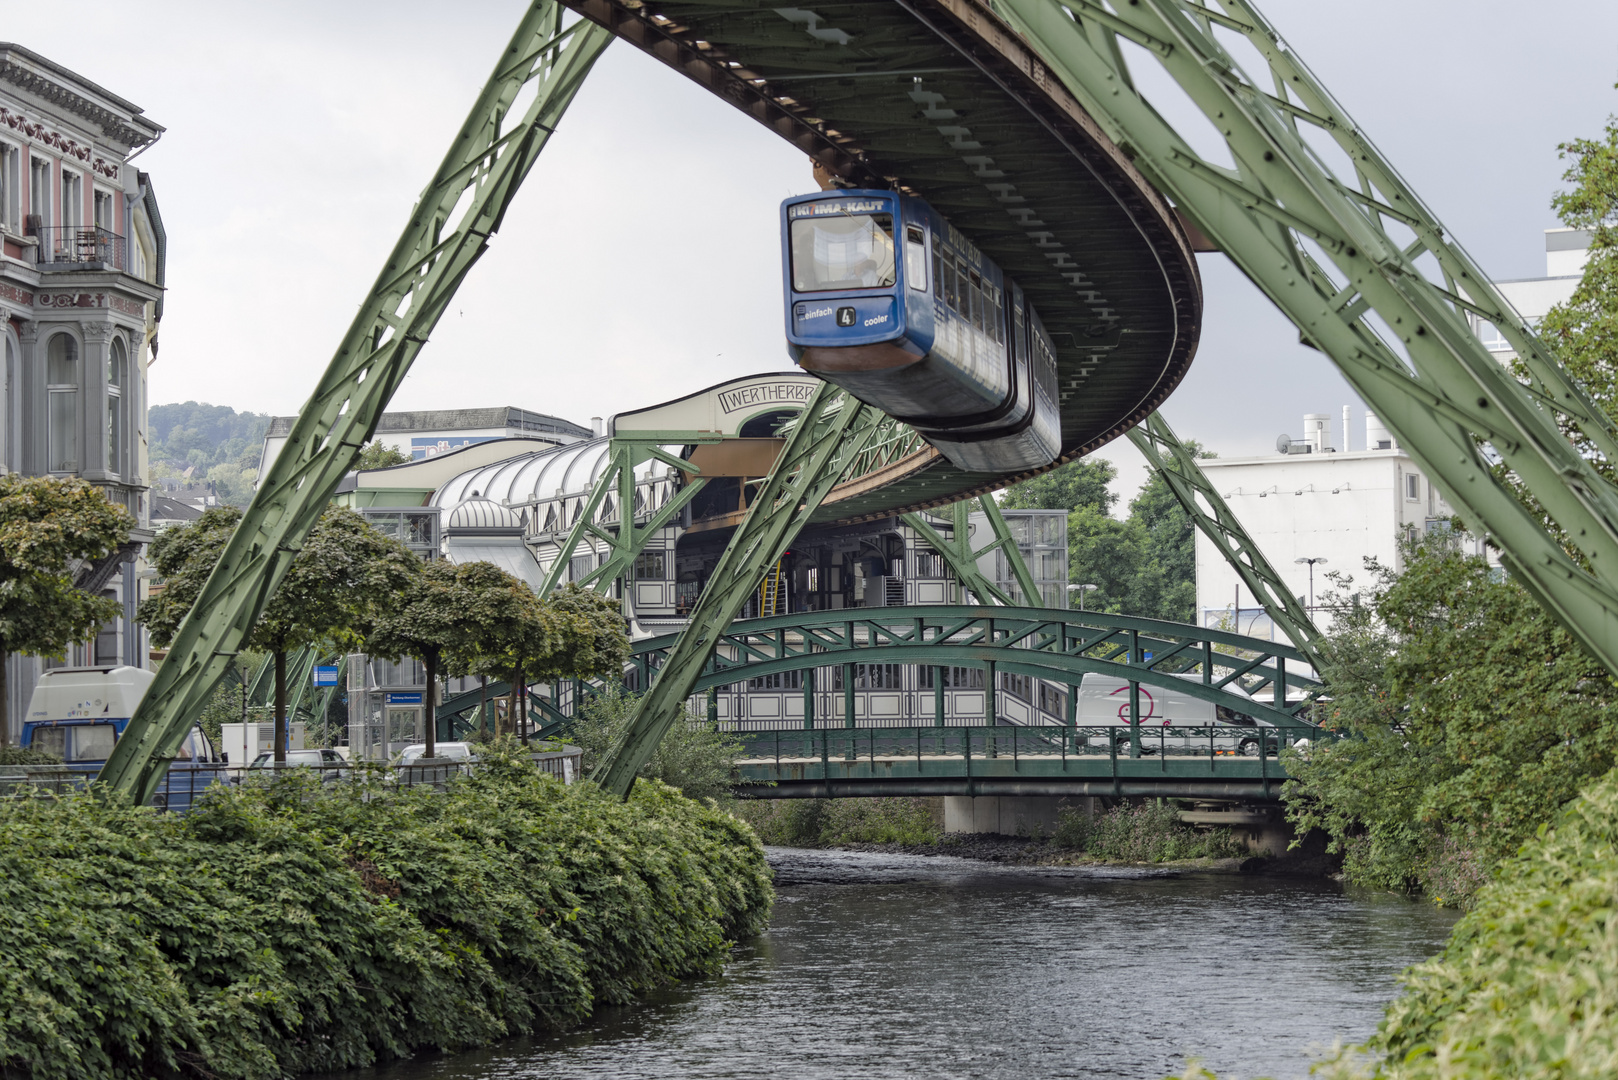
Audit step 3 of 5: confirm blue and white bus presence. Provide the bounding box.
[20,666,226,811]
[782,189,1061,473]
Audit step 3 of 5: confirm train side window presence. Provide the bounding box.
[969,270,984,331]
[943,256,959,311]
[904,227,928,291]
[932,249,944,303]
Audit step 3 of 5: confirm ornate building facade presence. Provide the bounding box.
[0,43,166,731]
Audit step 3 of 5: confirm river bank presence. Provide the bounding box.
[0,751,772,1080]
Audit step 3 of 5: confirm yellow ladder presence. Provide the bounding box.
[758,560,785,617]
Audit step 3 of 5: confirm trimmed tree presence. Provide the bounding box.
[468,583,628,741]
[0,475,132,743]
[367,560,538,759]
[143,506,415,761]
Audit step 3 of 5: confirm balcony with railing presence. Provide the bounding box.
[32,224,127,271]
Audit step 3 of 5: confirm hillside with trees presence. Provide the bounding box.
[147,402,273,507]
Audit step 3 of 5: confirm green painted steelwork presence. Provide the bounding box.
[992,0,1618,678]
[731,725,1303,801]
[902,496,1045,608]
[595,384,887,795]
[100,3,614,804]
[537,438,711,601]
[1128,411,1325,669]
[625,605,1321,734]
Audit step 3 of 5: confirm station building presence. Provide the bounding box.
[306,372,1068,756]
[0,44,166,732]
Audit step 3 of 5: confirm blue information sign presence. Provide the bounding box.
[313,666,340,687]
[386,693,424,705]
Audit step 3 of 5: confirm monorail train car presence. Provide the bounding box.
[781,189,1061,473]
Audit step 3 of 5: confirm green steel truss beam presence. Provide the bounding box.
[596,384,886,796]
[537,439,711,601]
[1128,411,1325,668]
[624,605,1324,730]
[902,496,1045,608]
[994,0,1618,675]
[99,3,614,804]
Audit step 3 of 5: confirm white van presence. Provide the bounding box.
[1073,672,1272,755]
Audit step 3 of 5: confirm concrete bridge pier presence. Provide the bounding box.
[944,795,1096,836]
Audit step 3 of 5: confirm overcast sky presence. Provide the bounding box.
[8,0,1617,506]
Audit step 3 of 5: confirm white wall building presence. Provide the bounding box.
[1194,411,1479,640]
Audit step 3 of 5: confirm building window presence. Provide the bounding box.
[1405,473,1420,501]
[913,549,944,577]
[633,549,667,580]
[107,338,126,474]
[0,143,18,232]
[1000,671,1034,701]
[27,156,50,230]
[93,189,114,231]
[60,169,82,229]
[832,664,904,690]
[95,590,120,664]
[747,670,803,690]
[569,553,594,583]
[918,666,986,690]
[47,333,79,472]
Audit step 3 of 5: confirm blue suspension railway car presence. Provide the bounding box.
[782,189,1061,473]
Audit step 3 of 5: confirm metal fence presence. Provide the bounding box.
[0,745,583,812]
[34,225,127,270]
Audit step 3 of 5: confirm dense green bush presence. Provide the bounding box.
[0,747,772,1079]
[570,686,745,802]
[1055,800,1244,862]
[736,797,941,846]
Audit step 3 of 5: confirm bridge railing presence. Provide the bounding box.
[734,723,1316,763]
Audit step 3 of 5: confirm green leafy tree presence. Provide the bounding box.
[356,441,410,470]
[143,506,416,761]
[0,475,132,743]
[1283,538,1618,905]
[467,584,629,741]
[368,560,537,759]
[1536,90,1618,458]
[999,457,1116,513]
[204,462,259,508]
[147,401,271,472]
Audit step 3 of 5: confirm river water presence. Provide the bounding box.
[367,848,1458,1080]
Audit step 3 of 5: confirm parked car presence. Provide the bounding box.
[394,741,477,765]
[244,748,349,781]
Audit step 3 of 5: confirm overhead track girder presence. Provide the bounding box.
[99,3,614,804]
[1128,411,1324,669]
[993,0,1618,675]
[595,384,887,797]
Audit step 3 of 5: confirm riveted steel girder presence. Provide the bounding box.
[902,496,1045,608]
[99,4,614,804]
[596,384,886,797]
[1128,410,1325,670]
[994,0,1618,676]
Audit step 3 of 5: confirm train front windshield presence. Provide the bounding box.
[790,213,896,292]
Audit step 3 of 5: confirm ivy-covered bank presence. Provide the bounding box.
[0,750,773,1079]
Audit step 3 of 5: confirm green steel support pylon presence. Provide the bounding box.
[595,384,885,797]
[994,0,1618,677]
[99,3,613,804]
[537,438,710,602]
[903,495,1045,607]
[1128,410,1325,668]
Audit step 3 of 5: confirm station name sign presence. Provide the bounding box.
[789,198,891,219]
[717,381,815,414]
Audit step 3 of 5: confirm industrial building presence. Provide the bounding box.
[0,43,166,727]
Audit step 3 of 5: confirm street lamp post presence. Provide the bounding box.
[1067,583,1099,611]
[1294,557,1328,611]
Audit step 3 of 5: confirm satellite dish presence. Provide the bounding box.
[1276,434,1292,454]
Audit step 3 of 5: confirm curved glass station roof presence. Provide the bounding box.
[434,437,679,514]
